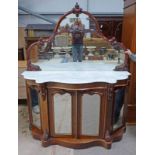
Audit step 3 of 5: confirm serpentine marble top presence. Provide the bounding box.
[22,60,130,84]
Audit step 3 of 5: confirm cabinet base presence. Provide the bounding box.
[31,126,125,149]
[42,138,112,149]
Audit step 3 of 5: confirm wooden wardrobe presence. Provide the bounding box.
[122,0,136,124]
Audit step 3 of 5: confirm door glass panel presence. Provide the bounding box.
[54,93,72,134]
[81,94,100,136]
[30,87,41,129]
[113,88,125,130]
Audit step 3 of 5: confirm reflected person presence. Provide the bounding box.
[70,19,84,62]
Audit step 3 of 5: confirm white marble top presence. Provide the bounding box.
[22,60,130,84]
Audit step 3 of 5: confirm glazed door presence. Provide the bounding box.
[48,88,108,139]
[77,90,108,138]
[48,89,74,137]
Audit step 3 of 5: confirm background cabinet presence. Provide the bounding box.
[122,0,136,124]
[18,61,27,99]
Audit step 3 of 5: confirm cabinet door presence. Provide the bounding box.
[48,89,73,137]
[53,93,72,135]
[81,93,101,136]
[48,88,107,138]
[76,89,108,138]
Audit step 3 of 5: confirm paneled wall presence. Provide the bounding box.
[122,0,136,124]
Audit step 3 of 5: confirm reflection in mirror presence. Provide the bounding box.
[82,94,100,136]
[113,88,125,130]
[29,12,126,70]
[30,87,41,129]
[54,93,72,135]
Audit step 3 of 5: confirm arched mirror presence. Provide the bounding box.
[27,10,126,71]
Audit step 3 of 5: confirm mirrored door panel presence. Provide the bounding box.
[81,94,100,136]
[30,87,41,129]
[54,93,72,135]
[113,88,125,130]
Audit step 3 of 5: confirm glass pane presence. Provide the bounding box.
[54,93,72,134]
[113,88,125,130]
[81,94,100,136]
[30,87,41,129]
